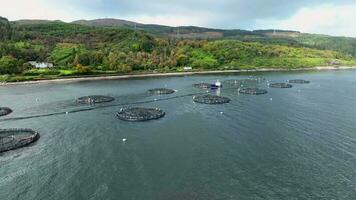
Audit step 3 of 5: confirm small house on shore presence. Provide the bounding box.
[28,61,54,69]
[183,66,192,71]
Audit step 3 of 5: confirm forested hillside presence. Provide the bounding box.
[73,18,356,56]
[0,17,355,82]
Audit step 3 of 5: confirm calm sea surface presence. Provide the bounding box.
[1,70,356,200]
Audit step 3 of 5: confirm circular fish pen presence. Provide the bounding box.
[148,88,175,95]
[269,83,293,88]
[223,78,263,88]
[193,83,213,89]
[239,88,268,95]
[0,129,40,153]
[0,107,12,117]
[117,107,165,122]
[193,94,231,104]
[288,79,310,84]
[77,95,115,104]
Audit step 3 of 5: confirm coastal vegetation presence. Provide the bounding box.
[1,17,356,82]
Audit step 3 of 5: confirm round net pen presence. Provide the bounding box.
[117,107,165,122]
[223,78,264,87]
[0,107,12,117]
[193,94,231,104]
[238,88,268,95]
[0,129,40,153]
[77,95,115,104]
[288,79,310,84]
[269,83,293,88]
[148,88,176,95]
[193,83,213,89]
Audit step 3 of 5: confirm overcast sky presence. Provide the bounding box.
[1,0,356,37]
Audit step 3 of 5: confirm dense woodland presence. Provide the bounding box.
[0,17,355,82]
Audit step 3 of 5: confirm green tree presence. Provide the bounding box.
[0,17,12,41]
[0,55,21,74]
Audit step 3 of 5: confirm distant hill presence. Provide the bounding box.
[1,16,356,80]
[71,18,251,38]
[70,18,301,39]
[72,18,139,27]
[2,17,356,56]
[68,18,356,56]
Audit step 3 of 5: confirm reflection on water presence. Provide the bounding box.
[1,70,356,200]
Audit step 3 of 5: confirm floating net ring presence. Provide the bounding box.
[192,83,212,89]
[288,79,310,84]
[193,94,231,104]
[0,107,12,117]
[148,88,176,95]
[239,88,268,95]
[247,76,266,81]
[117,107,166,122]
[269,83,293,88]
[77,95,115,104]
[0,128,40,153]
[224,77,265,84]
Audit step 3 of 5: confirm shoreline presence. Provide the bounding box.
[1,66,356,86]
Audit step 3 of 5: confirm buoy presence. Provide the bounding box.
[215,80,222,88]
[122,138,127,142]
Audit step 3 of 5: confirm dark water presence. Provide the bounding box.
[1,70,356,200]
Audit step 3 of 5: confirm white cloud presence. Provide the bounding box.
[1,0,356,37]
[0,0,86,21]
[255,3,356,37]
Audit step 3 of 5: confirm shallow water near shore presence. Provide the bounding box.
[1,70,356,200]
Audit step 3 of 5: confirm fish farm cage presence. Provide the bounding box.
[193,94,231,104]
[269,83,293,88]
[223,77,265,86]
[0,107,12,117]
[148,88,176,95]
[238,88,268,95]
[192,83,213,89]
[77,95,115,104]
[288,79,310,84]
[117,107,166,122]
[0,129,40,153]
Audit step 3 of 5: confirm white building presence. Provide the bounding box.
[28,61,54,69]
[183,66,192,71]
